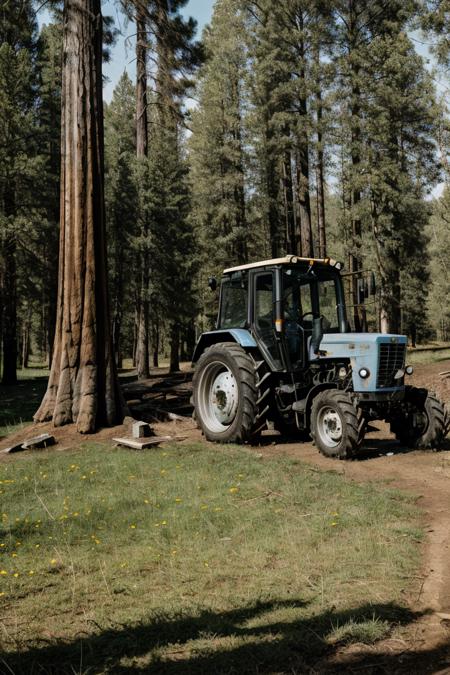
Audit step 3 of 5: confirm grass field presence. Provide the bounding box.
[0,441,422,674]
[408,347,450,366]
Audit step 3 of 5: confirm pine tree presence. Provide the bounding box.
[104,72,138,368]
[190,0,249,275]
[331,1,438,334]
[247,0,335,258]
[0,0,38,384]
[364,32,438,333]
[35,21,62,364]
[427,188,450,340]
[150,0,200,372]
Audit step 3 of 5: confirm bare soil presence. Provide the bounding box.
[2,359,450,673]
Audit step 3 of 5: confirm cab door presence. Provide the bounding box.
[251,270,283,371]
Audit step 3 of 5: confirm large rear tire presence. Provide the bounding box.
[192,342,268,443]
[390,386,446,450]
[310,389,361,459]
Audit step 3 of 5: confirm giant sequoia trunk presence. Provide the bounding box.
[34,0,123,433]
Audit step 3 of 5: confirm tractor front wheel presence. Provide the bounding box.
[310,389,362,459]
[390,386,446,450]
[192,342,266,443]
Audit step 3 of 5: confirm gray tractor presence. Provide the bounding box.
[192,255,447,458]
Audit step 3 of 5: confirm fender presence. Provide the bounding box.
[293,382,339,427]
[192,329,257,363]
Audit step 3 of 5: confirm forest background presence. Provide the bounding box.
[1,0,450,391]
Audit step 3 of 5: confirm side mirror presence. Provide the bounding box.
[208,277,217,292]
[369,272,376,296]
[311,316,324,355]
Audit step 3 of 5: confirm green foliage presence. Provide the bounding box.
[190,0,250,274]
[104,72,138,362]
[427,188,450,339]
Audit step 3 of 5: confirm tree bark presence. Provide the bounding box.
[295,18,313,258]
[135,5,150,380]
[169,323,180,373]
[2,235,17,384]
[283,149,297,255]
[34,0,123,432]
[315,86,326,258]
[348,0,366,332]
[22,309,31,369]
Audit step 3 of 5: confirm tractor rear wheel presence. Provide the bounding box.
[193,342,268,443]
[390,386,446,450]
[310,389,361,459]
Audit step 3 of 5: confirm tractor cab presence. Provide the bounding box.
[216,255,346,373]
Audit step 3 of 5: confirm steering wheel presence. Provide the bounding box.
[301,311,315,322]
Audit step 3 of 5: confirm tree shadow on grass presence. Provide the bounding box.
[0,376,49,434]
[3,600,446,675]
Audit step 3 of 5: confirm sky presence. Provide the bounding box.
[38,0,215,102]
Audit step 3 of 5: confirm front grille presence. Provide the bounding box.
[377,343,406,388]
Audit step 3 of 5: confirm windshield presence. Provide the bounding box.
[283,268,344,333]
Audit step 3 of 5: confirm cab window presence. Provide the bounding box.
[218,274,247,329]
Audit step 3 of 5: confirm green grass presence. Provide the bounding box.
[407,347,450,366]
[0,441,422,673]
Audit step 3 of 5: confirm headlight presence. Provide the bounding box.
[405,365,414,375]
[359,367,370,379]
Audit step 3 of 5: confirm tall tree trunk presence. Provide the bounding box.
[296,137,313,257]
[135,6,150,380]
[283,149,297,255]
[348,1,366,332]
[230,70,247,264]
[22,307,31,369]
[296,21,313,258]
[152,312,159,368]
[263,104,280,258]
[34,0,123,432]
[372,202,400,334]
[169,323,180,373]
[2,236,17,384]
[315,76,326,258]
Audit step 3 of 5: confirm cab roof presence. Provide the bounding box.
[223,255,343,274]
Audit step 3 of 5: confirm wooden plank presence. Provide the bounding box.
[113,436,172,450]
[1,443,26,454]
[21,434,56,449]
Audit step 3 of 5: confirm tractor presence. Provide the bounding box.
[191,255,448,459]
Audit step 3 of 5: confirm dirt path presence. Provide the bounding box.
[240,425,450,672]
